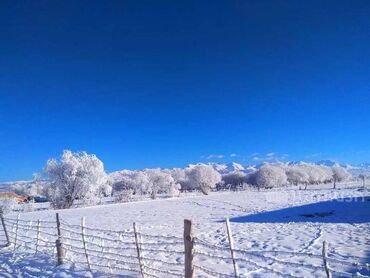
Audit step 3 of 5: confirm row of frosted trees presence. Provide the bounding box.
[223,163,351,190]
[8,150,352,210]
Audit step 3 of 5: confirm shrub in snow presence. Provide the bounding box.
[186,164,222,195]
[115,189,134,203]
[44,150,110,209]
[254,164,288,189]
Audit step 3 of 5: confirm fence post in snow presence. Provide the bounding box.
[184,219,194,278]
[226,218,239,278]
[13,213,20,253]
[133,222,144,278]
[322,241,332,278]
[0,210,10,247]
[55,213,64,265]
[81,216,91,272]
[35,219,40,253]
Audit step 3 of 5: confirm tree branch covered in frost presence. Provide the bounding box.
[186,164,222,194]
[44,150,110,209]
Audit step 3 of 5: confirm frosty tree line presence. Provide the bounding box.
[9,150,352,210]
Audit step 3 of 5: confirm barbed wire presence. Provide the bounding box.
[1,215,366,278]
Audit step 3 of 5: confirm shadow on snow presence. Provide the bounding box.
[230,196,370,224]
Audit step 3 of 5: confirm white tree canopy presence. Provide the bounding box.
[186,164,222,194]
[44,150,110,209]
[254,164,288,188]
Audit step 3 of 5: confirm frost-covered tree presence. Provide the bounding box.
[144,169,181,199]
[110,170,137,193]
[286,165,310,186]
[110,169,181,199]
[296,163,332,188]
[129,171,151,195]
[44,150,110,209]
[332,164,350,189]
[222,171,247,189]
[186,164,222,195]
[254,164,288,189]
[168,168,190,191]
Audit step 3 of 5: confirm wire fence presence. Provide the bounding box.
[0,213,369,277]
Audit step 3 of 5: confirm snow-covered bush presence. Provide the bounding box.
[44,150,110,209]
[115,189,134,203]
[254,164,288,188]
[186,164,222,195]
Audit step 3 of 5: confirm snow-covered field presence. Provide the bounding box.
[1,184,369,277]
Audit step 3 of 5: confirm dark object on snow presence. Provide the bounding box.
[33,196,48,203]
[300,211,334,218]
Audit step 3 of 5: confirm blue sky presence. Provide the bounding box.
[0,1,370,181]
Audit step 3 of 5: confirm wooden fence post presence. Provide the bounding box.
[13,214,20,253]
[55,213,64,265]
[81,216,91,272]
[133,222,144,278]
[322,241,332,278]
[35,220,40,253]
[226,218,239,278]
[184,219,194,278]
[0,210,10,247]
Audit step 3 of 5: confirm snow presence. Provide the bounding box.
[1,184,369,277]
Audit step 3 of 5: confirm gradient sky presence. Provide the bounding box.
[1,1,370,181]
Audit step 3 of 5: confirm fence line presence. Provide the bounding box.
[0,214,368,277]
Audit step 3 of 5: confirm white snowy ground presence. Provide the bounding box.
[0,184,369,277]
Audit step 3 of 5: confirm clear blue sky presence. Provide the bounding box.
[1,1,370,181]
